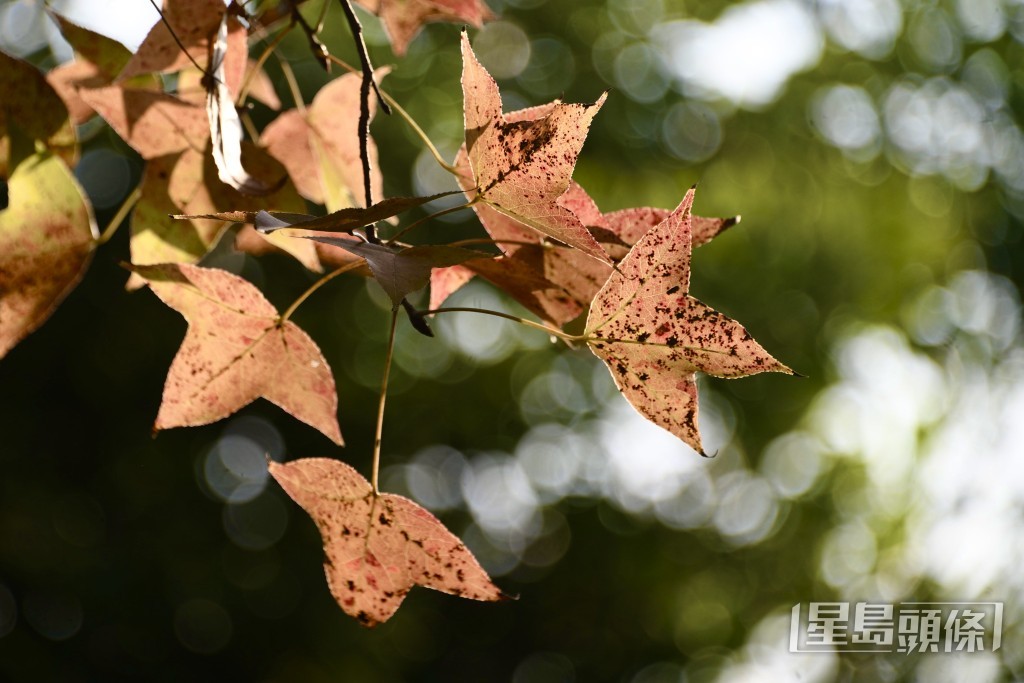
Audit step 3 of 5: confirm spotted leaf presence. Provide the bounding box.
[269,457,506,626]
[584,188,791,455]
[134,263,342,444]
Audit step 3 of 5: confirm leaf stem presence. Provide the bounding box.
[276,52,306,112]
[384,201,474,245]
[94,186,141,247]
[424,307,582,342]
[371,307,400,495]
[325,54,460,178]
[280,260,365,322]
[379,91,458,175]
[236,23,291,105]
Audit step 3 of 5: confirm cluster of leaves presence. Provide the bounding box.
[0,0,791,627]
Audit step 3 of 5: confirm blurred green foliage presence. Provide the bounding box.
[1,0,1023,681]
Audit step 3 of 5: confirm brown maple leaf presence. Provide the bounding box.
[460,32,610,264]
[584,188,791,455]
[134,263,342,444]
[269,457,506,626]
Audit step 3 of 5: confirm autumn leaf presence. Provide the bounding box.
[355,0,493,56]
[0,152,97,359]
[584,188,791,455]
[80,86,210,159]
[460,32,610,264]
[119,0,228,80]
[134,263,342,444]
[45,13,146,125]
[262,70,388,212]
[128,145,314,277]
[269,457,506,626]
[0,51,77,178]
[438,149,739,326]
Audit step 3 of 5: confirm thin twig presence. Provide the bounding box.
[384,201,474,245]
[371,307,400,495]
[94,186,142,247]
[338,0,391,241]
[276,52,306,112]
[280,260,365,322]
[424,307,581,342]
[236,23,291,105]
[146,0,209,75]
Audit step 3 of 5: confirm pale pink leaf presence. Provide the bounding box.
[585,189,791,454]
[269,457,505,626]
[134,263,342,444]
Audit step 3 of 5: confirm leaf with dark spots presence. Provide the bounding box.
[269,457,506,627]
[306,237,491,306]
[584,188,792,455]
[460,32,611,264]
[132,263,342,445]
[0,152,97,359]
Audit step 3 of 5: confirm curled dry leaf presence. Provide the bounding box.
[460,32,610,264]
[355,0,493,56]
[584,188,791,455]
[206,10,270,195]
[134,263,342,444]
[269,457,506,626]
[0,153,97,359]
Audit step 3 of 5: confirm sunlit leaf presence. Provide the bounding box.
[119,0,228,80]
[0,153,97,359]
[269,457,506,626]
[134,263,342,444]
[262,70,388,211]
[585,188,791,454]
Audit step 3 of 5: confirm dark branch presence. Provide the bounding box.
[338,0,392,242]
